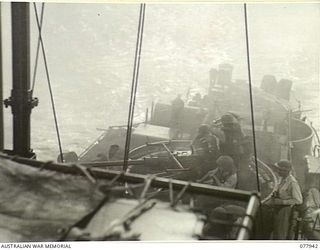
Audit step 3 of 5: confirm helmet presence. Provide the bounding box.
[198,124,210,135]
[274,160,292,175]
[221,114,234,124]
[216,155,235,172]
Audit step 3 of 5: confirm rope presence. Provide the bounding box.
[243,3,260,193]
[31,3,44,95]
[33,3,64,162]
[123,4,146,171]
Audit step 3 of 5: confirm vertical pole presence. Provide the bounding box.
[237,194,260,240]
[0,3,4,151]
[10,3,33,157]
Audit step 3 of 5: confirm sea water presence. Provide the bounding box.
[1,3,319,161]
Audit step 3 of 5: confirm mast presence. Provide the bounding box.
[0,3,3,151]
[4,3,38,158]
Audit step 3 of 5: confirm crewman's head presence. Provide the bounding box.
[109,144,120,158]
[221,114,234,125]
[216,155,235,173]
[198,124,210,135]
[274,159,292,177]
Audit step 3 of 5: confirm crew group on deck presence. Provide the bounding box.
[170,94,303,240]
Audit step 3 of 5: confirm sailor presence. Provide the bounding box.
[104,144,125,171]
[217,113,244,168]
[265,160,303,239]
[170,94,184,139]
[108,144,125,161]
[198,155,237,189]
[200,156,243,239]
[200,94,210,108]
[96,153,108,161]
[202,206,231,238]
[191,124,220,175]
[202,204,246,239]
[192,124,220,154]
[304,174,320,227]
[188,92,202,107]
[305,187,320,228]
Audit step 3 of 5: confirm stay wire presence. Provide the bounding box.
[123,4,146,171]
[31,3,44,95]
[124,4,142,163]
[124,4,146,170]
[123,6,141,170]
[130,4,146,150]
[244,3,264,232]
[33,3,64,163]
[244,3,260,193]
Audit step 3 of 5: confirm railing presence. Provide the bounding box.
[0,153,261,240]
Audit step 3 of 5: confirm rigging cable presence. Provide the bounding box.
[244,3,261,193]
[123,4,146,171]
[33,3,64,162]
[244,3,264,232]
[31,3,44,95]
